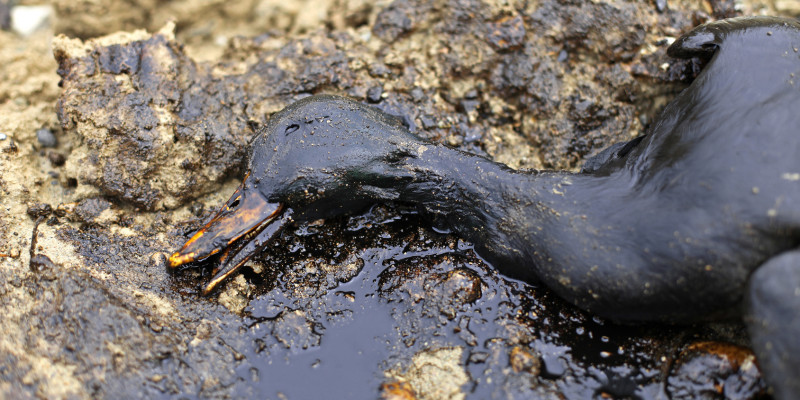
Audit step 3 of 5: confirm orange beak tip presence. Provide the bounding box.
[201,283,216,296]
[168,251,194,268]
[202,275,227,296]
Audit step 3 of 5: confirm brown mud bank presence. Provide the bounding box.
[1,0,797,398]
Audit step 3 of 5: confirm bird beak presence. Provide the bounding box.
[169,175,292,294]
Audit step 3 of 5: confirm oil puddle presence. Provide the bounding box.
[164,205,764,399]
[234,248,400,398]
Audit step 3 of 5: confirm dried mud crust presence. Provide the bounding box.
[0,0,797,399]
[54,24,249,210]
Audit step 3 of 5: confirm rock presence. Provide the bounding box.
[26,202,52,219]
[386,347,468,400]
[36,128,56,147]
[380,381,417,400]
[367,84,384,103]
[47,151,66,166]
[372,0,423,42]
[10,5,53,37]
[509,346,541,375]
[73,197,114,225]
[667,342,766,399]
[486,15,526,51]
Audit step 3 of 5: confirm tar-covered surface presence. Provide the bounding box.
[42,204,764,399]
[1,0,797,398]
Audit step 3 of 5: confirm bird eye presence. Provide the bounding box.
[228,196,241,210]
[285,124,300,135]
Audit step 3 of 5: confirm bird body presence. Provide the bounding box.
[170,17,800,399]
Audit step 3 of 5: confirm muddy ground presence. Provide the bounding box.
[1,0,798,399]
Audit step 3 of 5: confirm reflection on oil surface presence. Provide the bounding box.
[169,205,764,399]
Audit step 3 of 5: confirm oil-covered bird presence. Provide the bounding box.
[170,17,800,399]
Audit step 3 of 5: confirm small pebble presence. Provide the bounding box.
[380,382,415,399]
[410,87,425,103]
[54,203,74,217]
[1,139,15,153]
[420,114,437,130]
[36,128,56,148]
[509,346,541,374]
[541,353,567,377]
[366,85,383,103]
[74,197,112,224]
[368,62,390,77]
[47,151,65,166]
[468,351,489,364]
[0,133,6,140]
[10,5,53,37]
[26,203,52,219]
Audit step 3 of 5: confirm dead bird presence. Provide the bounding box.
[170,17,800,399]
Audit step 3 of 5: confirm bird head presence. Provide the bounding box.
[168,95,424,292]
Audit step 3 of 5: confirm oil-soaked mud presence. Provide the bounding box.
[1,0,798,399]
[51,206,764,399]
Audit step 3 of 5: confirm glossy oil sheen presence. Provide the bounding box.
[244,16,800,323]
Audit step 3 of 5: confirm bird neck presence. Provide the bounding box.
[399,143,602,281]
